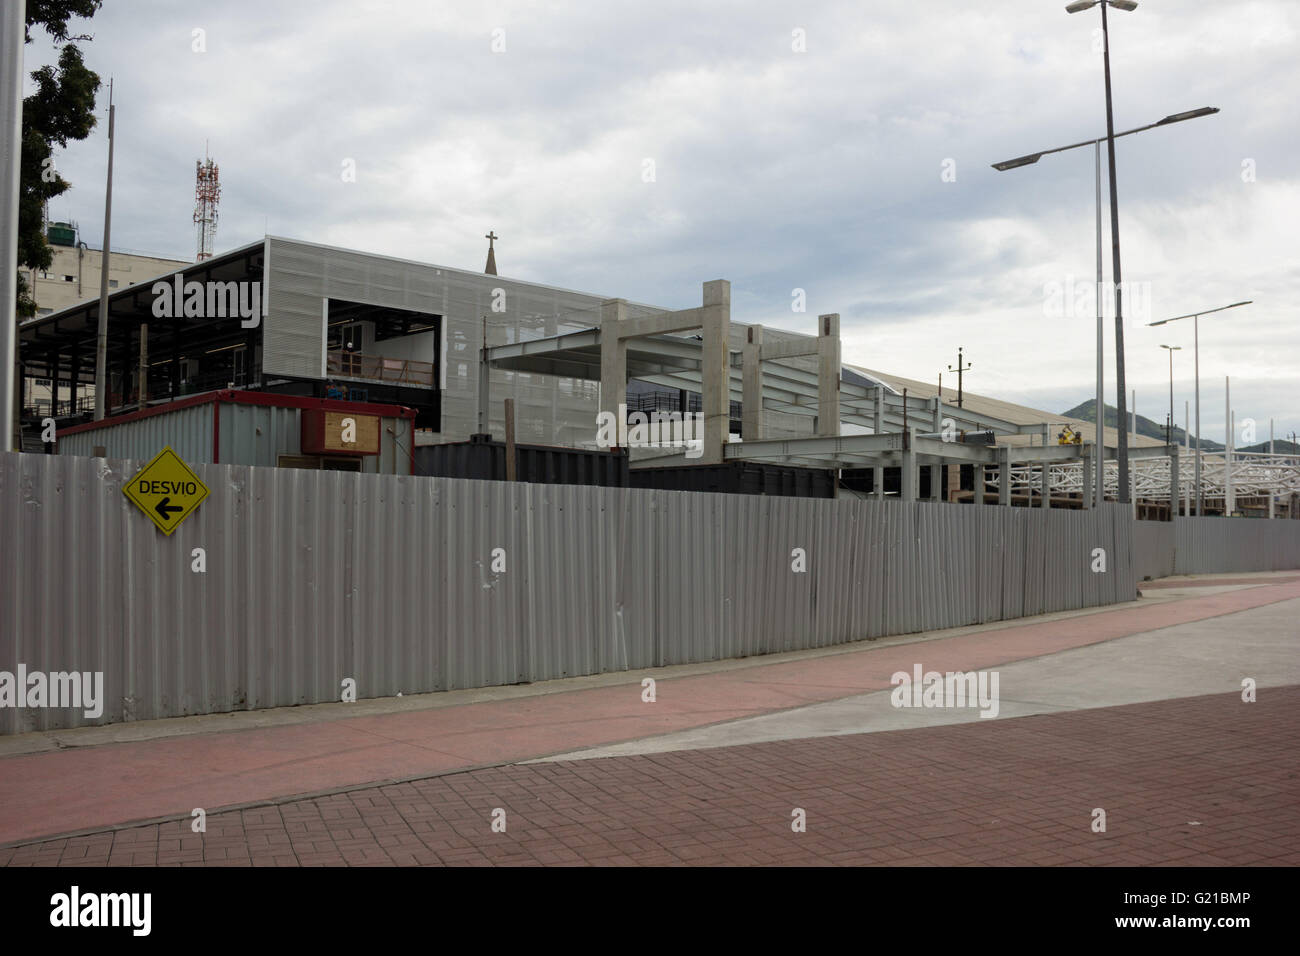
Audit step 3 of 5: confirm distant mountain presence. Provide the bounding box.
[1061,399,1224,451]
[1060,400,1300,455]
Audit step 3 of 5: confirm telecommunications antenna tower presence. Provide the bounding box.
[194,148,220,261]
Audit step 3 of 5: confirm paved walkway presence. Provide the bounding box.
[3,687,1296,866]
[1,572,1298,857]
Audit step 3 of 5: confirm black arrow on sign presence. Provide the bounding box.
[154,497,184,520]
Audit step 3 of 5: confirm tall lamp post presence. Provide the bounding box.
[1148,300,1253,516]
[1068,0,1136,502]
[1159,344,1180,446]
[992,105,1218,507]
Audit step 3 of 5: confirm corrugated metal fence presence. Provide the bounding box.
[1,452,1135,734]
[1170,517,1300,574]
[1133,521,1174,581]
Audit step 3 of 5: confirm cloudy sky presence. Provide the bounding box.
[26,0,1300,442]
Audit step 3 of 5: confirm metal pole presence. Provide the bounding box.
[1225,376,1232,516]
[1269,418,1275,519]
[93,81,115,420]
[0,0,25,451]
[1095,140,1104,507]
[1130,386,1136,517]
[1100,0,1130,504]
[1184,399,1190,517]
[1194,313,1202,515]
[1167,347,1174,447]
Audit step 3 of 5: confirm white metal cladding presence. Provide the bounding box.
[3,451,1145,734]
[263,237,662,449]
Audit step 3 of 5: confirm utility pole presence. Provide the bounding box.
[0,0,24,451]
[93,80,116,421]
[947,347,971,408]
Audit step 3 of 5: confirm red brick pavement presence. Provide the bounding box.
[5,686,1296,867]
[6,576,1299,847]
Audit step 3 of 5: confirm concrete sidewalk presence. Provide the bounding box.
[2,571,1298,847]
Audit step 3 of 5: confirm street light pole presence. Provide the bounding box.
[992,97,1218,509]
[1094,140,1104,505]
[1148,300,1252,517]
[1159,344,1180,447]
[1098,0,1131,505]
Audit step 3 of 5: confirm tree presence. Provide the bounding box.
[16,0,103,318]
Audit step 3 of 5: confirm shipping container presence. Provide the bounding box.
[56,390,416,475]
[629,460,836,498]
[415,433,628,487]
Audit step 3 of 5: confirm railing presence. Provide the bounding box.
[327,350,435,387]
[626,389,742,420]
[22,395,96,420]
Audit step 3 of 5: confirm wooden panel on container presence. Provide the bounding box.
[302,410,380,455]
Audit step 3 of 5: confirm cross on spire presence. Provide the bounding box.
[484,231,499,275]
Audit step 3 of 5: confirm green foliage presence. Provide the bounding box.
[14,0,103,318]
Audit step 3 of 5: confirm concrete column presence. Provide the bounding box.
[929,396,941,501]
[816,313,840,437]
[1082,445,1094,509]
[742,325,764,441]
[477,318,490,433]
[599,298,628,444]
[998,447,1011,507]
[900,430,916,501]
[701,280,730,465]
[1169,443,1180,520]
[872,387,884,500]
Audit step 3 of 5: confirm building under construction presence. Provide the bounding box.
[15,235,1300,512]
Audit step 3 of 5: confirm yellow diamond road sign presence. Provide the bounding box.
[123,446,210,536]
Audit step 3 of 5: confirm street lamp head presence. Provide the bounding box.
[1065,1,1097,12]
[1110,0,1138,10]
[992,153,1042,171]
[1158,107,1219,126]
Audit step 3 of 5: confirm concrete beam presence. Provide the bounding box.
[616,306,707,339]
[759,338,819,361]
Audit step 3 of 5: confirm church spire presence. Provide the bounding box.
[484,230,498,276]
